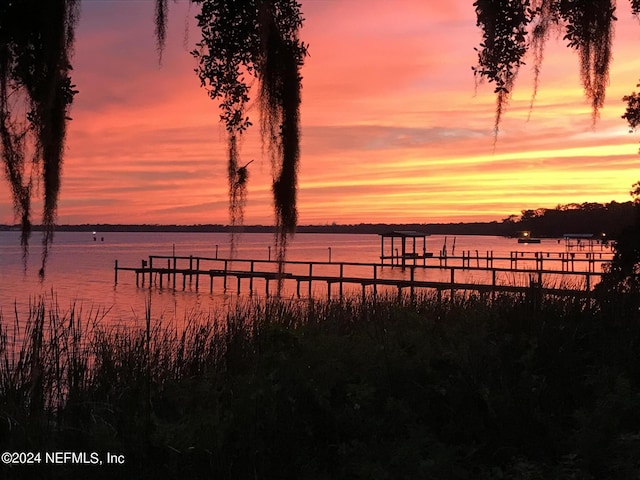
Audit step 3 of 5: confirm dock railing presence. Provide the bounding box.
[115,250,612,301]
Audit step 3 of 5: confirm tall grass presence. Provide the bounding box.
[1,290,640,479]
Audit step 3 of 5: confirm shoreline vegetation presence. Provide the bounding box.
[2,202,639,478]
[0,201,636,239]
[2,286,640,479]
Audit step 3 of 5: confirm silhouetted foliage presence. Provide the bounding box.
[192,0,306,283]
[474,0,622,136]
[623,82,640,142]
[1,1,306,278]
[154,0,170,63]
[597,186,640,299]
[561,0,615,123]
[5,294,640,478]
[502,200,636,238]
[528,0,555,118]
[0,0,79,276]
[473,0,531,140]
[258,0,304,281]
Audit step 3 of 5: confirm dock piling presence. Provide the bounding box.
[410,266,415,302]
[114,250,611,303]
[373,265,378,297]
[195,258,200,291]
[172,256,177,289]
[491,270,496,301]
[450,268,455,299]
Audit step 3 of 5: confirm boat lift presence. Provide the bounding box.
[563,233,608,251]
[379,230,432,267]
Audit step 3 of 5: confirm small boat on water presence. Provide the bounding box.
[516,231,541,244]
[518,237,541,244]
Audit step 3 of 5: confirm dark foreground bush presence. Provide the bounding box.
[1,292,640,479]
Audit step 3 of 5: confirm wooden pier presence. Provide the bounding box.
[439,249,610,272]
[114,250,613,301]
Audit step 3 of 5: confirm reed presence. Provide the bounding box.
[1,289,639,479]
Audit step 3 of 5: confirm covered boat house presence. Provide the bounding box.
[379,230,432,267]
[563,233,608,251]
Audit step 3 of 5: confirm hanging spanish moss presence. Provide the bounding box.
[227,135,240,257]
[0,97,32,264]
[0,0,79,276]
[528,0,559,118]
[192,0,256,259]
[154,0,196,58]
[258,0,304,289]
[228,137,253,259]
[558,0,615,124]
[473,0,532,140]
[192,0,306,278]
[154,0,169,63]
[474,0,629,136]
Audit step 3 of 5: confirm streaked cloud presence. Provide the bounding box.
[1,0,639,226]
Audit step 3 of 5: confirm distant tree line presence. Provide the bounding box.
[504,201,636,238]
[0,222,505,235]
[0,201,634,238]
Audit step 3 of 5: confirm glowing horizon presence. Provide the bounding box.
[1,0,639,226]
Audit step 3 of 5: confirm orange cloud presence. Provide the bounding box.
[1,0,639,226]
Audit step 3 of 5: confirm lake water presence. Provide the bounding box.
[0,231,612,329]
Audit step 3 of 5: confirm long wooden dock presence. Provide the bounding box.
[114,251,613,301]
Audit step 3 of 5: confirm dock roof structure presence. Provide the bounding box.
[379,230,430,238]
[379,231,431,266]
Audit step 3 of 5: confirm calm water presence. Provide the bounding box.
[0,231,611,327]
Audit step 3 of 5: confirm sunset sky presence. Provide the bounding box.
[2,0,640,225]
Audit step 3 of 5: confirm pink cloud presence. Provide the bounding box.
[1,0,639,226]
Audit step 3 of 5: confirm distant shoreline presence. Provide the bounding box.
[0,222,512,236]
[2,199,633,239]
